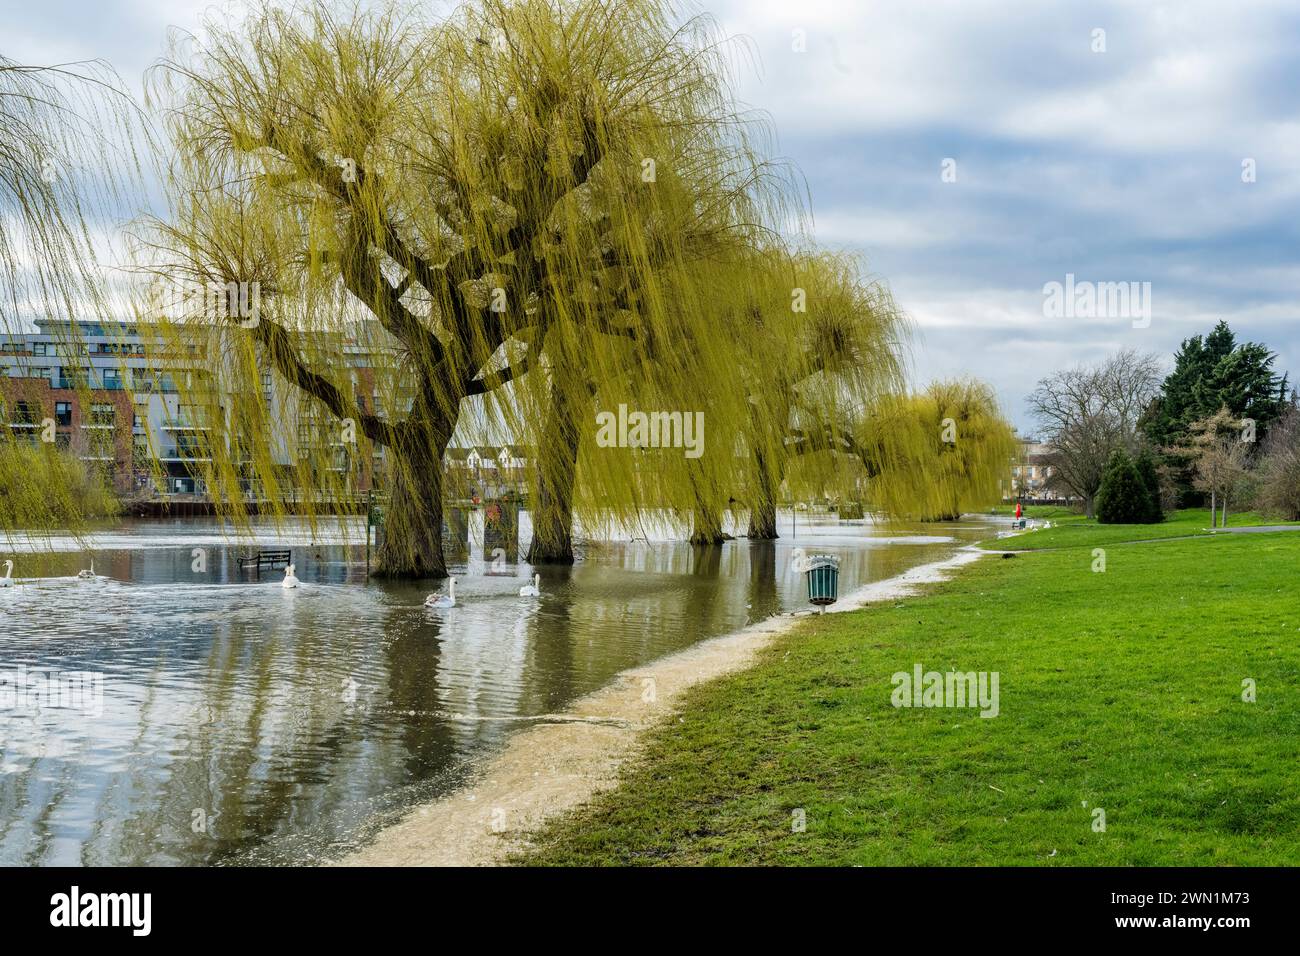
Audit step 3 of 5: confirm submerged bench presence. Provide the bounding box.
[238,549,292,572]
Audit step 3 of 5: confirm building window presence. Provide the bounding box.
[88,403,115,427]
[86,429,116,459]
[55,401,72,426]
[11,400,39,425]
[58,368,88,390]
[176,434,203,459]
[177,404,208,427]
[32,342,48,356]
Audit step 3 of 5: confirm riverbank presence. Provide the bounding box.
[515,517,1300,865]
[338,548,989,866]
[982,507,1300,552]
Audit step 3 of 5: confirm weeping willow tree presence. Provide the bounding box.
[135,0,803,576]
[849,379,1018,520]
[0,57,144,537]
[493,239,1006,552]
[717,248,911,539]
[526,247,804,555]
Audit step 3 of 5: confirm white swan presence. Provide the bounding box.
[0,560,14,587]
[425,577,456,608]
[282,564,300,589]
[76,560,95,580]
[790,547,810,574]
[519,573,540,598]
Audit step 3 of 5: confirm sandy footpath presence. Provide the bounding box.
[339,546,989,867]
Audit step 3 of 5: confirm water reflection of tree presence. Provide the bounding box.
[2,748,76,864]
[746,542,782,622]
[87,583,461,864]
[516,565,578,714]
[382,617,459,779]
[684,541,735,637]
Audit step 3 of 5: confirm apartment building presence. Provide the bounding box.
[0,319,183,493]
[0,318,393,499]
[2,317,546,503]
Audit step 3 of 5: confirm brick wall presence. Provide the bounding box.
[0,378,136,492]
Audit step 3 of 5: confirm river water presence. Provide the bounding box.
[0,512,994,865]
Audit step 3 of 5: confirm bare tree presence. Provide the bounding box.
[1256,406,1300,520]
[1180,408,1252,527]
[1027,348,1162,517]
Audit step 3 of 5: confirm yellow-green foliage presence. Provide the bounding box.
[854,380,1018,519]
[134,0,808,569]
[746,250,911,512]
[1,1,1018,564]
[0,57,144,328]
[0,444,118,536]
[0,59,145,540]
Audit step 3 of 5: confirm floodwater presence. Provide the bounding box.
[0,512,995,865]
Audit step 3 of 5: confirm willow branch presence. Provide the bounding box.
[250,316,401,447]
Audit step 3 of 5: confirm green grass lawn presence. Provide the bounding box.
[518,527,1300,865]
[982,507,1300,552]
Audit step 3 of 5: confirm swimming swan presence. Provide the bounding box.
[76,560,95,580]
[0,560,13,587]
[425,577,456,608]
[282,564,300,589]
[519,573,540,598]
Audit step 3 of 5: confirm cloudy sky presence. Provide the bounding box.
[5,0,1299,431]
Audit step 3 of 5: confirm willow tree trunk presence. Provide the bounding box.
[689,503,726,545]
[746,451,779,539]
[526,378,581,565]
[375,427,450,579]
[747,499,778,539]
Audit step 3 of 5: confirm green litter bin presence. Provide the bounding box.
[805,554,840,613]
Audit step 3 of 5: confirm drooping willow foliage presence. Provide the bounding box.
[0,56,146,542]
[0,444,120,536]
[847,379,1020,520]
[134,0,811,575]
[99,0,1014,576]
[728,249,912,537]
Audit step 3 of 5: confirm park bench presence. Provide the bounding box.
[238,549,292,572]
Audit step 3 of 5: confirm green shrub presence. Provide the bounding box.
[1096,450,1161,524]
[1133,450,1165,523]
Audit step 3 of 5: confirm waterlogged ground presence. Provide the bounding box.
[0,513,993,865]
